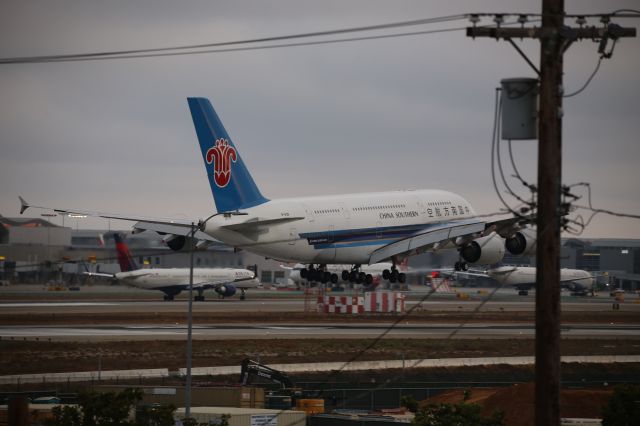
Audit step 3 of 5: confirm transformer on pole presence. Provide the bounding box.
[501,77,539,140]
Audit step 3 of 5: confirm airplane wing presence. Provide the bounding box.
[83,271,116,278]
[369,215,532,264]
[191,276,259,290]
[443,269,493,279]
[190,279,230,290]
[218,216,305,241]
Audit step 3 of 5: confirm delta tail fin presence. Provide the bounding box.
[187,97,268,213]
[114,233,138,272]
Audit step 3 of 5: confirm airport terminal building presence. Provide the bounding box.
[1,215,639,291]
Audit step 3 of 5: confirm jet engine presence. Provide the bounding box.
[163,235,199,252]
[215,284,237,298]
[460,233,505,265]
[505,229,537,256]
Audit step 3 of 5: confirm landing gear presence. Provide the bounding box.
[163,294,175,301]
[240,288,246,300]
[454,261,468,272]
[518,290,529,296]
[383,262,406,286]
[340,265,373,287]
[300,264,338,286]
[194,288,206,301]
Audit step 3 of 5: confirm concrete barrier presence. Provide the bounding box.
[0,368,169,385]
[178,355,640,376]
[4,355,639,384]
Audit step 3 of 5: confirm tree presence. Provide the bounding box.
[44,388,176,426]
[46,405,81,426]
[136,403,176,426]
[602,384,640,426]
[80,387,143,425]
[412,402,504,426]
[401,395,418,413]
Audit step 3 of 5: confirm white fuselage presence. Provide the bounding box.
[204,189,477,264]
[488,266,594,289]
[115,268,258,291]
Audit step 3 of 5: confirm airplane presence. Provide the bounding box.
[443,265,596,296]
[487,266,596,296]
[20,97,537,282]
[86,233,260,301]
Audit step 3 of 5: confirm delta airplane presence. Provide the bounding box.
[87,233,259,301]
[20,97,537,281]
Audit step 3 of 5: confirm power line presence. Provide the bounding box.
[0,16,546,64]
[564,54,603,98]
[0,14,466,64]
[4,26,469,64]
[1,10,635,64]
[495,91,536,211]
[490,88,534,219]
[271,277,508,426]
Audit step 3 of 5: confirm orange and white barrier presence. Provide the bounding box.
[318,291,405,314]
[430,277,454,293]
[364,291,405,313]
[318,295,364,314]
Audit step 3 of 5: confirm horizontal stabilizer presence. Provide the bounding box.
[17,197,196,228]
[132,221,219,241]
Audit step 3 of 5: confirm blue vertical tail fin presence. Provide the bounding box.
[187,97,268,213]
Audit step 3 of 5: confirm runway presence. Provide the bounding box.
[2,322,639,341]
[1,285,638,314]
[0,298,637,315]
[1,285,638,341]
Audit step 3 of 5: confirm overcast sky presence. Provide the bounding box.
[1,1,639,238]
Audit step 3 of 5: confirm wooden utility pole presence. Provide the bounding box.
[535,1,564,424]
[467,3,635,425]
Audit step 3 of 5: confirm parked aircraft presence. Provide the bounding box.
[20,97,536,284]
[487,266,595,296]
[445,265,596,296]
[87,233,259,301]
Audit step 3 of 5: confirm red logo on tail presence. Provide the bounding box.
[206,139,237,188]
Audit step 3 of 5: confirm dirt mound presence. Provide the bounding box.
[422,383,613,426]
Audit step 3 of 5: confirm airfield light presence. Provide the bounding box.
[185,210,248,419]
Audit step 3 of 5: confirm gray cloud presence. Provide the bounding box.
[1,0,638,237]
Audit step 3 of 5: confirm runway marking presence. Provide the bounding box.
[0,302,119,308]
[0,327,186,337]
[260,326,330,330]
